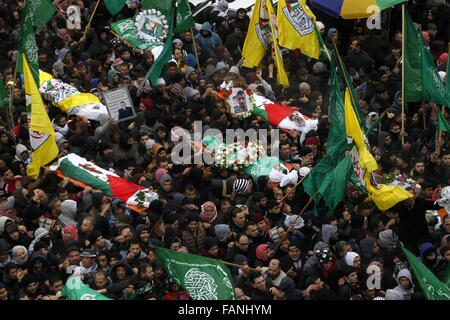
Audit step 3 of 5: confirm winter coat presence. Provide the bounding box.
[194,22,223,58]
[181,226,207,254]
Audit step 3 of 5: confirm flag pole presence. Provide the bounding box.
[332,41,361,124]
[436,107,444,155]
[190,27,201,69]
[220,260,259,272]
[280,172,310,201]
[401,4,405,145]
[275,190,319,251]
[6,82,16,144]
[82,0,101,40]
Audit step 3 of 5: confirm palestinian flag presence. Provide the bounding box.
[51,154,158,213]
[251,94,318,143]
[107,175,159,211]
[51,153,118,196]
[39,75,109,122]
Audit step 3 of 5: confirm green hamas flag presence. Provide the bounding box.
[318,155,353,210]
[401,246,450,300]
[111,19,164,50]
[175,0,194,33]
[26,0,56,28]
[404,10,450,106]
[16,0,56,85]
[16,1,43,85]
[142,0,177,86]
[444,264,450,288]
[303,54,352,210]
[437,107,450,132]
[104,0,127,15]
[155,247,235,300]
[61,276,112,300]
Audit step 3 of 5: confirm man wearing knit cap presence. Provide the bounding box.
[155,78,166,87]
[232,179,250,194]
[215,61,229,80]
[336,265,361,300]
[228,66,240,77]
[202,236,220,258]
[185,66,198,86]
[419,242,447,278]
[181,212,206,254]
[303,247,339,289]
[159,174,173,192]
[280,237,306,283]
[73,249,98,276]
[252,213,269,238]
[255,243,275,265]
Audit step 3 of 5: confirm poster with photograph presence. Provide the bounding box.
[227,88,251,116]
[103,87,136,122]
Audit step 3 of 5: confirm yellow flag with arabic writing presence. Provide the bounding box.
[266,0,289,87]
[344,89,411,211]
[23,54,58,179]
[242,0,271,68]
[277,0,320,59]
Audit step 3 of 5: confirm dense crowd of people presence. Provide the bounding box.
[0,0,450,300]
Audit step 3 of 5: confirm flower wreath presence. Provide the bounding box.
[213,141,265,171]
[387,173,422,191]
[135,9,169,44]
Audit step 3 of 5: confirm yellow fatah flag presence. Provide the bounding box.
[266,0,289,87]
[55,93,101,112]
[277,0,320,59]
[23,54,59,179]
[344,89,411,211]
[39,70,53,85]
[38,71,101,112]
[242,0,271,68]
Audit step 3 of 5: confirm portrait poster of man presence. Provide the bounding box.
[103,87,136,122]
[228,88,251,115]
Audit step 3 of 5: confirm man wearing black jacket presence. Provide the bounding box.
[392,190,439,255]
[280,238,307,286]
[249,272,273,300]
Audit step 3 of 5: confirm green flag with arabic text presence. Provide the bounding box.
[401,246,450,300]
[155,247,235,300]
[61,276,112,300]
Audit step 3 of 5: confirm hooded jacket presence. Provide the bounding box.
[28,251,51,285]
[321,224,338,245]
[195,22,223,58]
[390,268,414,300]
[3,262,20,292]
